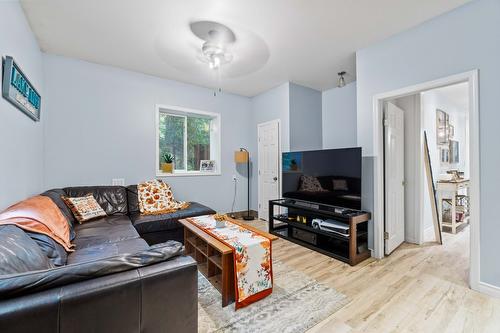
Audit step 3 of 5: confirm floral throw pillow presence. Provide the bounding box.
[298,175,327,192]
[62,194,107,223]
[137,179,189,215]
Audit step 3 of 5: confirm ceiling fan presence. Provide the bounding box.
[190,21,235,70]
[155,19,269,80]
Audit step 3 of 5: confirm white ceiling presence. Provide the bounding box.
[20,0,470,97]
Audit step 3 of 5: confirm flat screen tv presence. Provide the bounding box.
[282,148,362,209]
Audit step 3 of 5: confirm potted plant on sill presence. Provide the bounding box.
[161,153,174,173]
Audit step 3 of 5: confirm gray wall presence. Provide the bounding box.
[0,1,44,210]
[322,82,357,149]
[361,156,374,250]
[43,54,252,213]
[289,83,322,151]
[356,0,500,286]
[249,83,290,210]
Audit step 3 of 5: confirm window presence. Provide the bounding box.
[156,105,220,176]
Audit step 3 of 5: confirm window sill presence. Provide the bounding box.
[156,171,221,177]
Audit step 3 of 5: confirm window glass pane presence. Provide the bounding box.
[159,113,185,170]
[187,116,211,171]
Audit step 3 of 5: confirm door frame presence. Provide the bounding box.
[372,70,480,292]
[257,119,282,220]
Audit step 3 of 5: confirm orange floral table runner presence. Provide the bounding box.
[186,215,273,309]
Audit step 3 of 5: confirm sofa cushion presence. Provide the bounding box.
[64,186,128,215]
[73,215,140,249]
[130,202,215,234]
[126,185,140,214]
[67,238,149,264]
[26,232,68,266]
[0,225,53,275]
[41,189,77,240]
[0,240,184,299]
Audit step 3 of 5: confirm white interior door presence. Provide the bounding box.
[258,120,280,220]
[384,102,405,254]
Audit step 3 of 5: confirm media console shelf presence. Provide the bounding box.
[269,199,371,266]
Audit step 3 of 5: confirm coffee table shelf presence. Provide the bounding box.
[207,274,223,293]
[208,254,223,269]
[183,226,234,306]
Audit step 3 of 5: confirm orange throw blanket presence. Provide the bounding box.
[0,196,74,252]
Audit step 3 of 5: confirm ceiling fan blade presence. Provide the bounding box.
[190,21,236,44]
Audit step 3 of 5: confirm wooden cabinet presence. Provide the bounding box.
[436,179,470,234]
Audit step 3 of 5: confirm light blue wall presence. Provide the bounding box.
[289,83,322,151]
[356,0,500,286]
[0,1,44,210]
[321,81,371,247]
[43,54,252,213]
[322,82,357,149]
[249,83,290,210]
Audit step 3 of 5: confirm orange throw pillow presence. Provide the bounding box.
[137,179,189,215]
[0,196,74,252]
[62,194,107,223]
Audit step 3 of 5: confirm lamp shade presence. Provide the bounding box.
[234,150,249,163]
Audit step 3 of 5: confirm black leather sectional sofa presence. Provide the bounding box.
[0,185,215,333]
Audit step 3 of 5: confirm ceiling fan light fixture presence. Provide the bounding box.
[337,71,346,88]
[201,41,232,70]
[208,55,221,69]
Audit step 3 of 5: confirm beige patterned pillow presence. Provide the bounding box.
[137,179,189,215]
[62,194,107,223]
[299,175,327,192]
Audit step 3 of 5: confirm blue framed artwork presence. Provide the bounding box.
[2,56,41,121]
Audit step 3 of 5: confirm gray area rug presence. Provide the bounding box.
[198,260,348,333]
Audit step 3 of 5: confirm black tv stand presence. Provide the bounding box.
[269,199,371,266]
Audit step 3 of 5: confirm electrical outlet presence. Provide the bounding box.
[232,175,237,182]
[112,178,125,186]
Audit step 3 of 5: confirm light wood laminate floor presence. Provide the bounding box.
[242,220,500,333]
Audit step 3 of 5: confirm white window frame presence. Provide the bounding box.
[155,104,221,177]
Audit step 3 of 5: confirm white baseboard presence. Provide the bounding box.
[423,226,434,241]
[405,237,418,245]
[478,281,500,298]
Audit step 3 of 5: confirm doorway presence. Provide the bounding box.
[257,119,281,220]
[373,70,480,291]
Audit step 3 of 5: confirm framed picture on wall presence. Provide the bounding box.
[440,147,449,164]
[449,140,459,164]
[449,125,455,139]
[436,109,449,144]
[2,56,41,121]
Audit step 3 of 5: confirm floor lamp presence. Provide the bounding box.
[235,148,253,220]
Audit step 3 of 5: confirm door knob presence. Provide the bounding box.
[273,177,278,181]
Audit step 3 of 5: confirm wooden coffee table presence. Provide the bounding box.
[179,217,277,307]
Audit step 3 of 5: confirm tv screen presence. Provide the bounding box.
[282,148,362,209]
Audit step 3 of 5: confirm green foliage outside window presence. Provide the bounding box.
[158,112,211,172]
[187,117,211,171]
[159,114,185,169]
